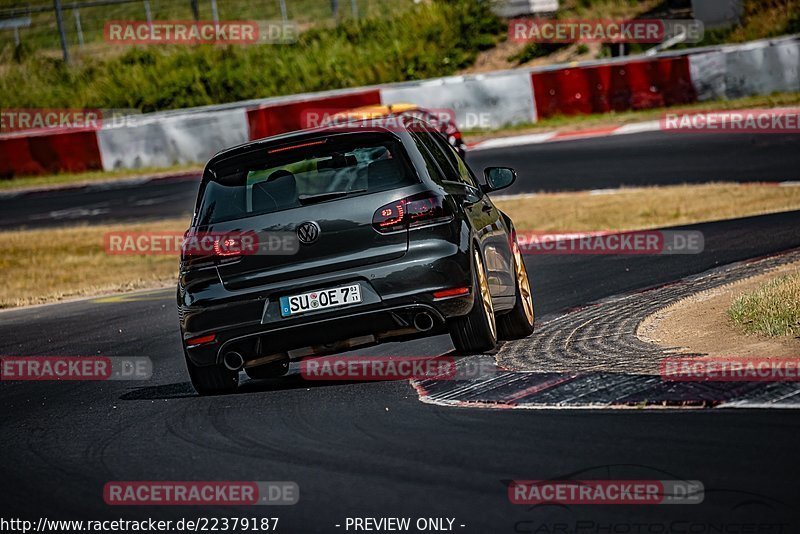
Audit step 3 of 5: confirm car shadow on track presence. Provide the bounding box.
[117,373,411,401]
[117,352,482,401]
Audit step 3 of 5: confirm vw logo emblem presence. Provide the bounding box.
[297,221,321,245]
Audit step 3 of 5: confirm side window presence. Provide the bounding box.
[427,128,479,189]
[418,129,458,180]
[409,133,446,184]
[408,127,449,185]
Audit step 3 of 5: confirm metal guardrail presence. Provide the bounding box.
[645,29,691,56]
[0,16,31,46]
[492,0,559,18]
[1,0,142,17]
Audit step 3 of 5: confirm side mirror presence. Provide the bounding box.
[482,167,517,192]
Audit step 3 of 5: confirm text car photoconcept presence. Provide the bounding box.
[178,117,535,395]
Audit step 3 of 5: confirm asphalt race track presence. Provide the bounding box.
[2,131,800,229]
[471,131,800,194]
[2,208,800,531]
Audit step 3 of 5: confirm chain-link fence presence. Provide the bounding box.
[0,0,415,60]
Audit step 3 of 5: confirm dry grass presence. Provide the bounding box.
[461,0,661,74]
[2,183,800,309]
[565,0,662,19]
[725,0,800,44]
[494,183,800,232]
[0,218,189,308]
[728,271,800,337]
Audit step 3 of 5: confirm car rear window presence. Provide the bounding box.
[196,134,418,225]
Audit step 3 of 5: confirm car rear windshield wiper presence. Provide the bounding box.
[298,189,367,205]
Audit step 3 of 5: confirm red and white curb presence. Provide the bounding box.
[469,120,661,151]
[2,36,797,177]
[410,249,800,410]
[470,104,800,152]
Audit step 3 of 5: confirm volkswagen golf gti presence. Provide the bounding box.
[178,117,535,395]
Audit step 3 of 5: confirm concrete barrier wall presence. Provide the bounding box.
[1,36,796,177]
[0,129,102,179]
[247,90,382,140]
[689,39,800,101]
[96,108,249,170]
[381,71,537,129]
[531,56,696,119]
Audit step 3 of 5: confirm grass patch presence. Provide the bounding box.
[0,164,201,191]
[0,0,413,57]
[728,272,800,337]
[3,182,800,309]
[0,0,504,112]
[676,0,800,49]
[493,183,800,232]
[0,218,188,308]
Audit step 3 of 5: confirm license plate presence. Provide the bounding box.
[280,284,362,317]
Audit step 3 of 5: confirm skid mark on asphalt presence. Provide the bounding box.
[412,249,800,410]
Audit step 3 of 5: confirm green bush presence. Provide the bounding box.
[508,42,568,65]
[0,0,504,112]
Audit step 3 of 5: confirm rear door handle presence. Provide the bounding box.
[482,203,493,213]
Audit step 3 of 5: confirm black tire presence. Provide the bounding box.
[245,357,290,380]
[449,250,498,354]
[185,354,239,396]
[498,241,535,340]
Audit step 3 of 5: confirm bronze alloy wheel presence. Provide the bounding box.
[475,250,497,340]
[513,242,534,326]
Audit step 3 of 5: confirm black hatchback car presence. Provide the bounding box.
[178,118,534,395]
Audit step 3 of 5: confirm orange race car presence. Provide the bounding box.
[324,103,467,158]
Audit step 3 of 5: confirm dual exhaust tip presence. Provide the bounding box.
[413,311,435,332]
[222,312,435,371]
[223,351,245,371]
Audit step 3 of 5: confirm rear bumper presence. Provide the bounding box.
[179,234,474,367]
[184,297,472,368]
[192,302,460,367]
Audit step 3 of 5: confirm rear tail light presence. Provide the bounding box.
[267,139,327,154]
[186,333,216,348]
[372,192,453,233]
[213,236,245,258]
[181,230,255,260]
[433,287,470,299]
